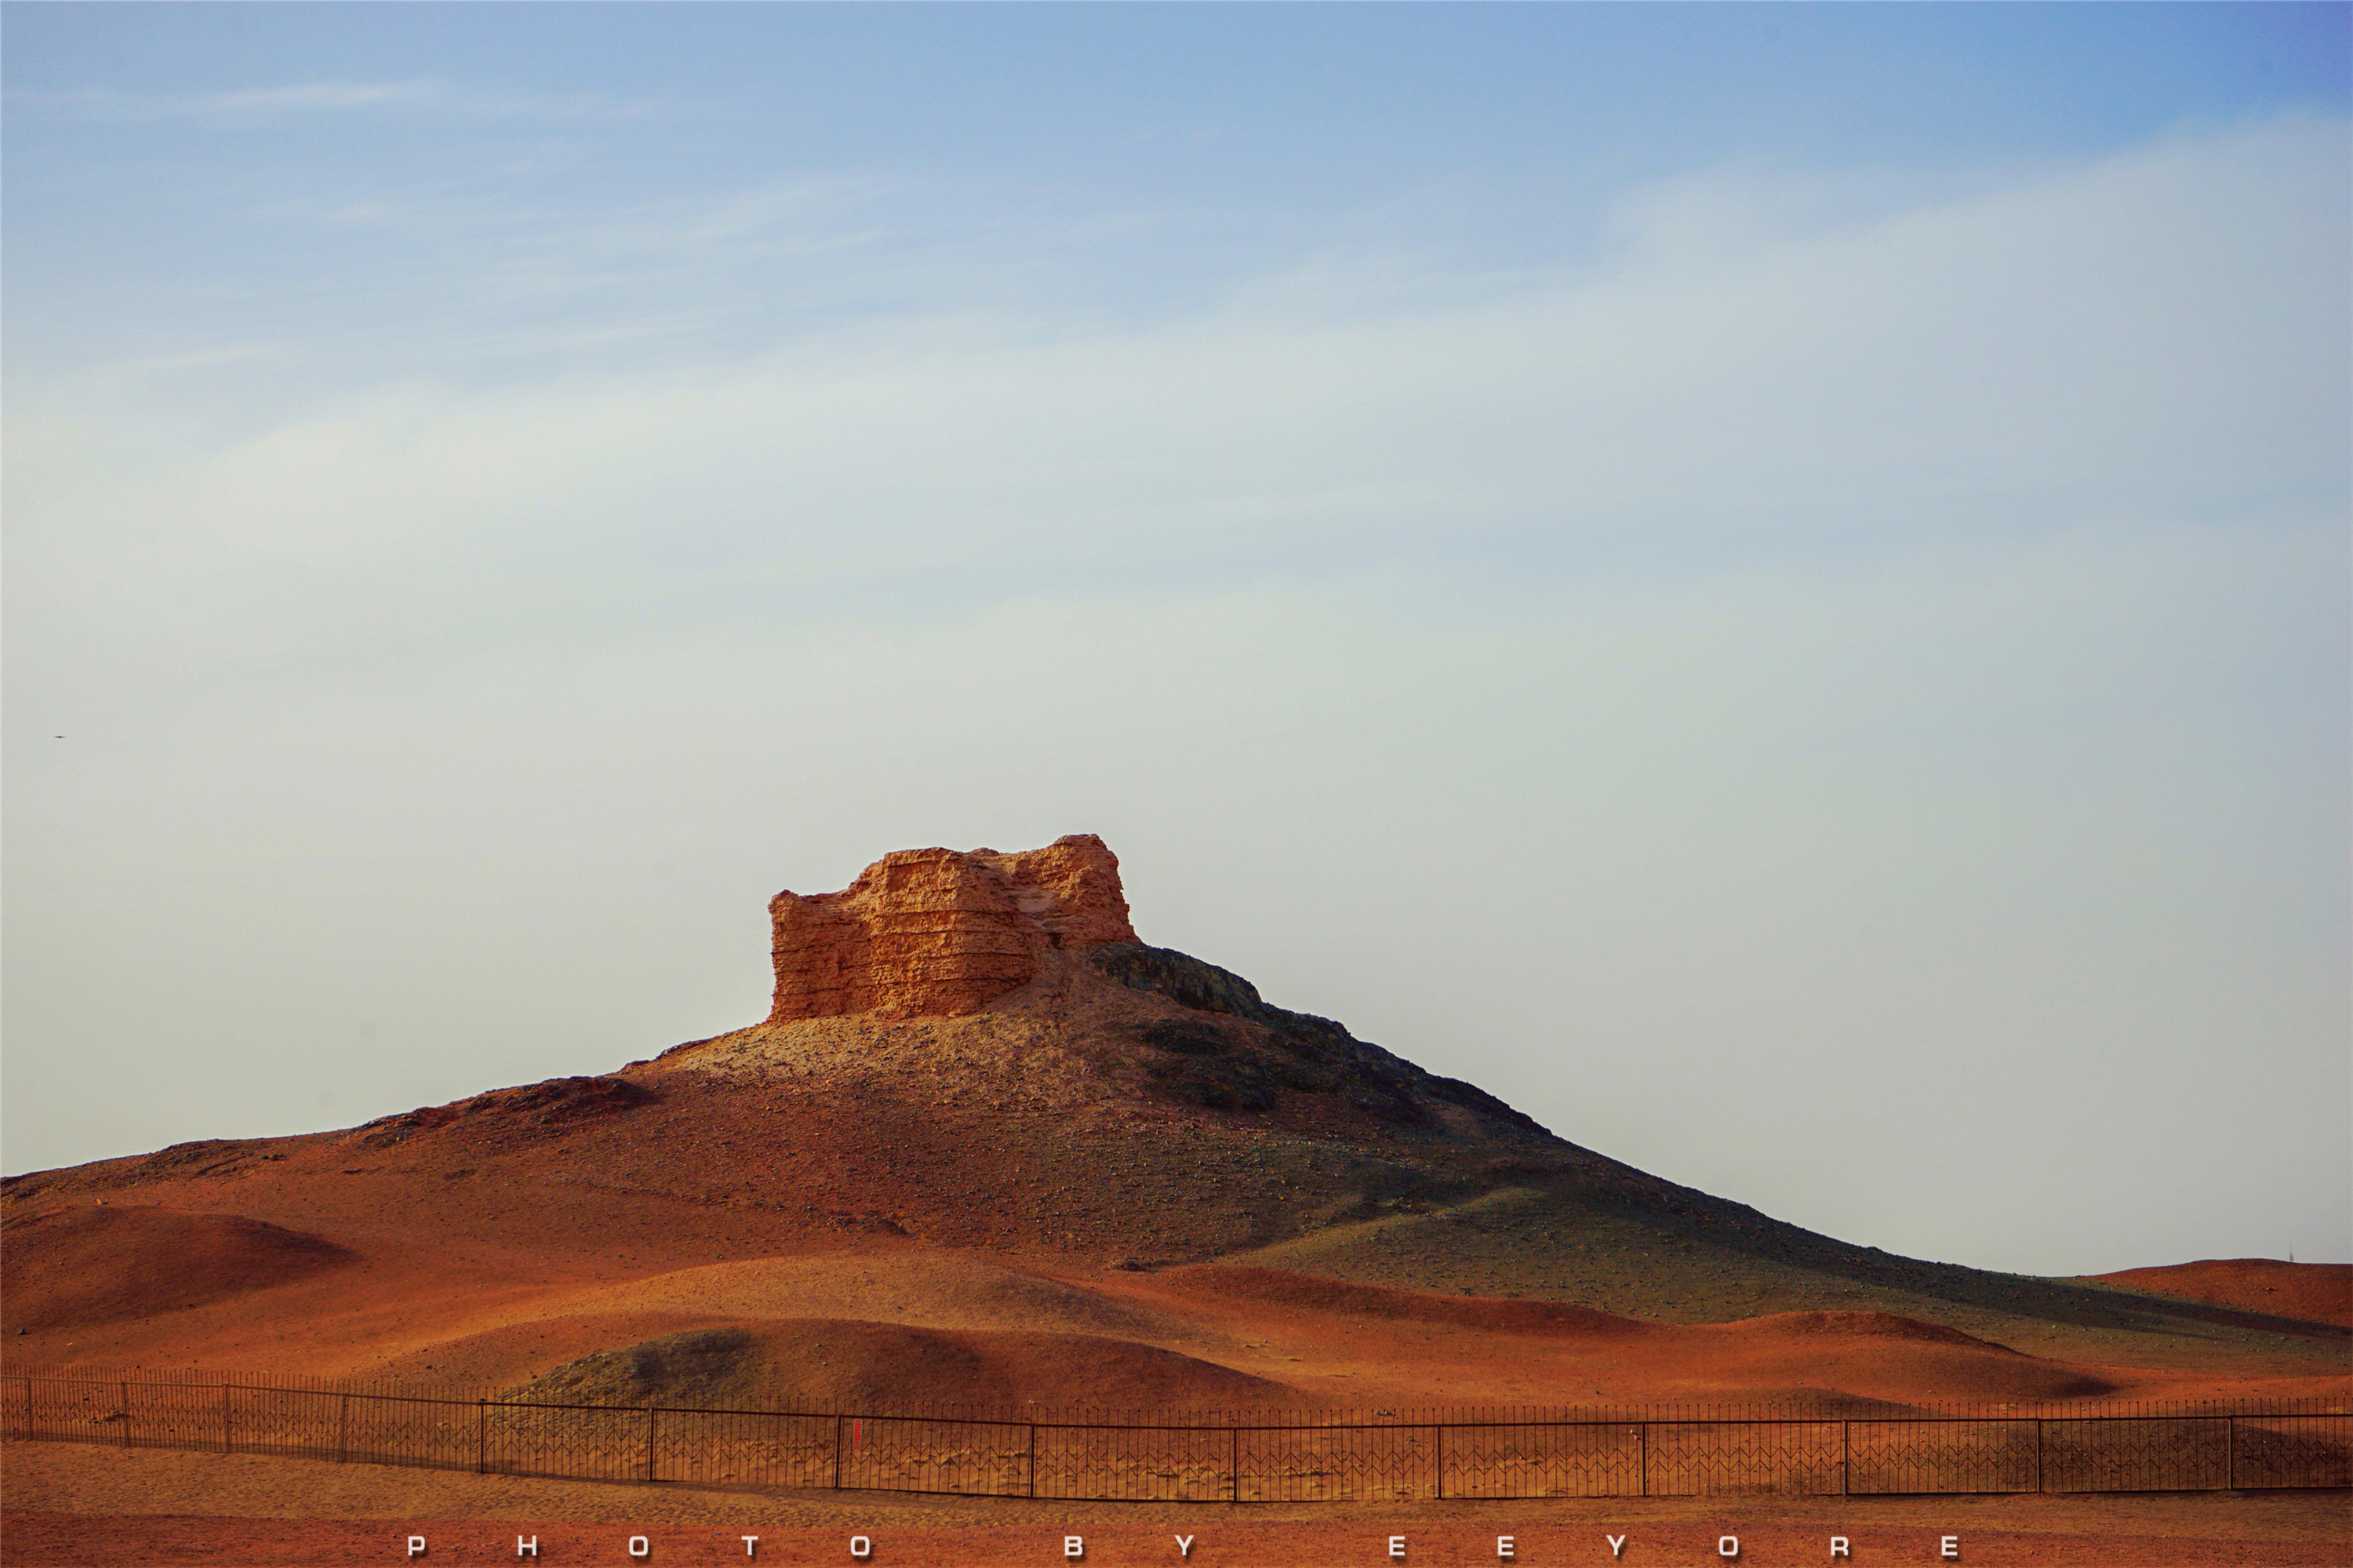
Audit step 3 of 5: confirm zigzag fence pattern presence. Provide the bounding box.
[5,1371,2345,1501]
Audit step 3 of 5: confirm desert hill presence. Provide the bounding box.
[5,835,2344,1416]
[2088,1260,2353,1331]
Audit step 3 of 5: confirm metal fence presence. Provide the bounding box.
[5,1371,2344,1501]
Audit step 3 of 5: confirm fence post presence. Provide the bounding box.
[120,1382,131,1450]
[2226,1416,2235,1490]
[1433,1423,1445,1501]
[833,1416,844,1490]
[646,1406,658,1485]
[220,1384,232,1455]
[1639,1423,1649,1497]
[1230,1424,1242,1505]
[337,1393,351,1464]
[2034,1418,2044,1493]
[1840,1420,1849,1497]
[1027,1423,1038,1500]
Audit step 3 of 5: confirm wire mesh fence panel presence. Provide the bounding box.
[838,1416,1033,1497]
[1234,1425,1334,1503]
[482,1402,655,1483]
[17,1377,152,1450]
[652,1409,838,1491]
[1642,1422,1844,1497]
[221,1385,344,1462]
[1037,1424,1231,1502]
[131,1381,238,1453]
[6,1374,2344,1501]
[1846,1420,2038,1495]
[1239,1422,1438,1503]
[336,1394,480,1474]
[50,1378,179,1453]
[2041,1417,2231,1493]
[1442,1421,1645,1500]
[1238,1425,1358,1504]
[2228,1415,2352,1490]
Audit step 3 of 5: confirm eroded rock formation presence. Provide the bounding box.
[768,833,1138,1020]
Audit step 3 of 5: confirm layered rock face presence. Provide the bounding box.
[768,834,1139,1021]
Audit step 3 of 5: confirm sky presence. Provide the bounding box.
[5,2,2347,1278]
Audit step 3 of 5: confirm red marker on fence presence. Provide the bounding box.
[853,1418,864,1453]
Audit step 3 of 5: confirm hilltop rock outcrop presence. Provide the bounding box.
[769,834,1138,1020]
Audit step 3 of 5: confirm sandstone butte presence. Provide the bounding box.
[767,834,1138,1021]
[5,834,2347,1568]
[2,831,2347,1433]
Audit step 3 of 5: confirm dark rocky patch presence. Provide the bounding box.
[349,1075,656,1149]
[1092,944,1547,1138]
[505,1327,760,1410]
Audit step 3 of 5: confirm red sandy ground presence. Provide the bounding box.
[7,1228,2346,1567]
[8,1232,2344,1416]
[4,1443,2348,1566]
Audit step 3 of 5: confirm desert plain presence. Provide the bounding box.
[5,837,2347,1564]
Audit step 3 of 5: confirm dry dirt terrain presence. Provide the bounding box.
[5,1444,2350,1566]
[5,838,2345,1564]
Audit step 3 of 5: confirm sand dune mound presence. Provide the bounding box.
[502,1319,1295,1415]
[1676,1330,2111,1403]
[507,1326,766,1409]
[1141,1272,2106,1406]
[2089,1260,2353,1330]
[1157,1264,1648,1338]
[1655,1309,2122,1400]
[0,1206,355,1333]
[1657,1311,2122,1402]
[1710,1311,2013,1350]
[557,1252,1199,1344]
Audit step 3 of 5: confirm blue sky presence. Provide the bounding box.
[10,5,2347,391]
[5,3,2348,1275]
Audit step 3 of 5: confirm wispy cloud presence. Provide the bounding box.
[14,78,664,125]
[16,115,2340,668]
[202,80,445,114]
